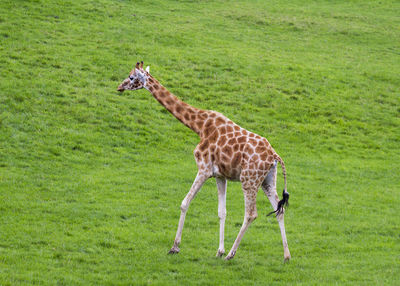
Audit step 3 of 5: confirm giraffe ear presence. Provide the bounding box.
[145,66,150,73]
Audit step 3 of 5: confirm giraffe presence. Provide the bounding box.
[117,61,291,261]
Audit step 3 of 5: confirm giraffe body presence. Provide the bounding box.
[118,62,291,261]
[199,111,277,182]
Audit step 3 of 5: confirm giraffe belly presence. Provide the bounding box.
[212,163,241,181]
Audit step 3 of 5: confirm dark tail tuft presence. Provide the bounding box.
[267,189,289,217]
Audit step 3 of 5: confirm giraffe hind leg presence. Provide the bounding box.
[225,180,259,260]
[262,163,291,261]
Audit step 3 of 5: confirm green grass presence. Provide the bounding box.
[1,0,399,284]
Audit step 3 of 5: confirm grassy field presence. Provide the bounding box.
[1,0,399,284]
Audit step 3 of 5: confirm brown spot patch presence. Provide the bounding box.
[191,114,197,120]
[186,107,195,114]
[210,144,216,153]
[196,120,204,129]
[199,140,209,152]
[221,155,230,163]
[238,136,246,143]
[228,138,237,145]
[255,146,264,154]
[215,148,221,159]
[175,105,183,113]
[233,144,239,152]
[208,130,218,143]
[220,126,227,134]
[199,113,208,120]
[234,126,240,131]
[260,161,272,170]
[267,149,273,155]
[260,152,268,161]
[249,133,255,138]
[215,117,225,126]
[166,99,174,106]
[267,155,274,162]
[232,152,242,166]
[209,113,217,118]
[184,113,190,121]
[204,126,216,138]
[154,85,160,90]
[222,145,232,157]
[249,138,258,146]
[226,125,233,133]
[204,119,213,128]
[218,135,227,146]
[241,129,248,135]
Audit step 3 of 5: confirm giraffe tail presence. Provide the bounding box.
[267,155,289,217]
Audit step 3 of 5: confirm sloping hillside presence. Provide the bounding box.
[0,0,399,284]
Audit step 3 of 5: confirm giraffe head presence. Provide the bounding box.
[117,61,150,92]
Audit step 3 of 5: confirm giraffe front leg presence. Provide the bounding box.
[225,185,258,260]
[216,177,227,257]
[169,172,208,254]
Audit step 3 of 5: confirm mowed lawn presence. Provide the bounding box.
[1,0,399,284]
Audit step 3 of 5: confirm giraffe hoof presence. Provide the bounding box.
[224,251,236,260]
[216,249,225,257]
[168,246,180,254]
[284,255,291,263]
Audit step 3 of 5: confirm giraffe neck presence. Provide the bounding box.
[144,75,206,135]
